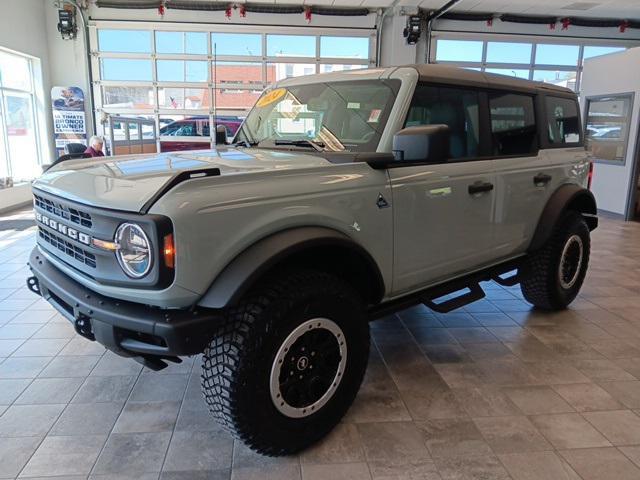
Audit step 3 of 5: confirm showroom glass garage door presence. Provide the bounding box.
[430,33,637,95]
[89,22,375,153]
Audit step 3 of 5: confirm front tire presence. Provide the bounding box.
[200,270,369,456]
[520,211,590,310]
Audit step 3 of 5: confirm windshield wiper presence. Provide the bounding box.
[273,139,326,152]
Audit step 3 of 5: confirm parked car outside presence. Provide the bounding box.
[159,115,242,152]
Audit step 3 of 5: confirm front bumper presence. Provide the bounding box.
[27,247,220,368]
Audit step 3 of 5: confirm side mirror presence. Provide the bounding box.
[215,124,228,145]
[392,125,450,163]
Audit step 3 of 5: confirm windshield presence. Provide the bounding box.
[235,79,399,152]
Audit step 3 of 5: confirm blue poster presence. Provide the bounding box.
[51,86,86,157]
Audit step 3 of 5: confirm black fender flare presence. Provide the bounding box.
[529,184,598,252]
[197,226,385,309]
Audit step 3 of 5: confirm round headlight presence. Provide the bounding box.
[115,223,152,278]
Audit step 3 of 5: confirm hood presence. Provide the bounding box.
[32,148,332,212]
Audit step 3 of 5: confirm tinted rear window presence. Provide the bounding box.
[546,96,581,145]
[489,92,537,156]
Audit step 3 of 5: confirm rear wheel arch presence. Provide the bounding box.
[529,184,597,252]
[197,227,386,309]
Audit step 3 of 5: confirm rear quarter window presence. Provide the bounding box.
[489,92,537,156]
[546,96,581,145]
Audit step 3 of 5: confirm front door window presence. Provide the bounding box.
[405,84,481,160]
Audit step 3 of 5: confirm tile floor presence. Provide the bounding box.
[1,209,640,479]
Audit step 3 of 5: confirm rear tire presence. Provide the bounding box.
[200,270,369,456]
[520,211,590,310]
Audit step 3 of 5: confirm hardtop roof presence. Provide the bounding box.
[410,64,575,96]
[275,64,575,97]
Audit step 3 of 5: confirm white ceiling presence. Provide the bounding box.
[221,0,640,19]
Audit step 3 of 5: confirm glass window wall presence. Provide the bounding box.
[0,50,42,187]
[93,26,372,152]
[433,35,634,93]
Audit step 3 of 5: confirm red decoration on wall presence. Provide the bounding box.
[158,2,165,17]
[561,17,571,30]
[620,20,630,33]
[225,4,232,19]
[486,18,493,27]
[305,7,312,23]
[239,5,246,17]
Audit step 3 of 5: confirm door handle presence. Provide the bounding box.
[468,182,494,195]
[534,173,552,186]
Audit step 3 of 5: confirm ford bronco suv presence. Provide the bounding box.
[27,65,597,455]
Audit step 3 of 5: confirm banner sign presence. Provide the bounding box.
[51,86,86,156]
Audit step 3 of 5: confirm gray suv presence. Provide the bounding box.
[27,64,597,455]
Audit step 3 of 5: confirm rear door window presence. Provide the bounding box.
[405,84,481,160]
[546,96,581,145]
[489,92,537,156]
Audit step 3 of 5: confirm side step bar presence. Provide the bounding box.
[368,257,524,319]
[422,283,485,314]
[493,270,520,287]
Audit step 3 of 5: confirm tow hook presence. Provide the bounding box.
[26,276,41,296]
[74,314,95,341]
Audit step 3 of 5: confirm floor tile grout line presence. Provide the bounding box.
[157,361,201,476]
[368,318,415,425]
[84,359,145,478]
[0,325,67,423]
[617,443,640,471]
[7,322,96,479]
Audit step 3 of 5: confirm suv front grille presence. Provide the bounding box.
[38,227,97,268]
[33,193,92,228]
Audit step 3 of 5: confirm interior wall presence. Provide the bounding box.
[581,47,640,217]
[379,9,421,67]
[45,2,92,137]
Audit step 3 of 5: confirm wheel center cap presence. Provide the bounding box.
[297,356,309,371]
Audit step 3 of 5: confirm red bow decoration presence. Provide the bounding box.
[620,20,630,33]
[486,18,493,27]
[158,2,165,17]
[305,7,312,23]
[561,17,571,30]
[239,4,246,17]
[225,4,232,19]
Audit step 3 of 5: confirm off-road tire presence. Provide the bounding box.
[520,211,590,310]
[200,270,369,456]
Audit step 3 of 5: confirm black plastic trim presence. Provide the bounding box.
[529,184,598,252]
[27,246,220,358]
[197,227,386,309]
[139,167,221,214]
[33,187,175,290]
[369,257,523,319]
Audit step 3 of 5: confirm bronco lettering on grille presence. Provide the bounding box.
[36,212,91,245]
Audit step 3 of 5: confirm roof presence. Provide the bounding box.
[276,67,385,87]
[410,64,574,95]
[276,64,574,96]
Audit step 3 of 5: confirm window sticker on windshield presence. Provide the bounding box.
[368,109,382,123]
[347,102,360,109]
[256,88,286,107]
